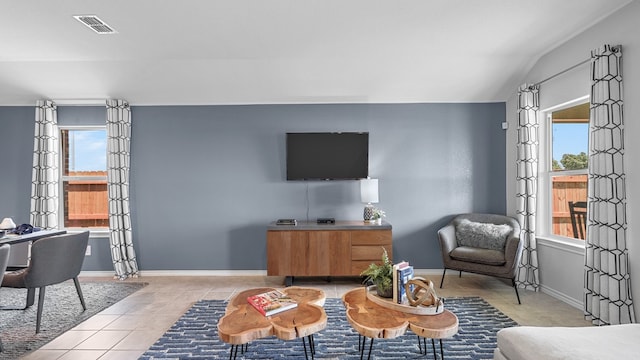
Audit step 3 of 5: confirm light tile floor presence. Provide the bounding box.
[20,274,591,360]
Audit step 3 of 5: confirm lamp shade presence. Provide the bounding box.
[0,217,16,230]
[360,178,379,204]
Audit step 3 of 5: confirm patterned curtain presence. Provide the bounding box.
[106,99,139,279]
[584,45,635,325]
[30,100,59,229]
[515,84,540,291]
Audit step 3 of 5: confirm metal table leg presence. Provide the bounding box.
[359,337,374,360]
[432,339,437,359]
[301,334,317,360]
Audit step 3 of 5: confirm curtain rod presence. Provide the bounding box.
[532,44,622,88]
[532,58,590,87]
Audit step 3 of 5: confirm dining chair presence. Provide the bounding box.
[1,231,89,333]
[0,244,11,352]
[569,201,587,240]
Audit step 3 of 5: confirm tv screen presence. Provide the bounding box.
[286,132,369,180]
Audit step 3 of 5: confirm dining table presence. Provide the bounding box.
[0,229,67,246]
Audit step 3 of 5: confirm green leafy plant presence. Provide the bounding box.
[360,247,393,297]
[372,208,386,220]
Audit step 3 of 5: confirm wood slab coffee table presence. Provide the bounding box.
[343,287,458,360]
[218,286,326,360]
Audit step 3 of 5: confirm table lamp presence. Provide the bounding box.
[0,217,17,230]
[360,178,379,222]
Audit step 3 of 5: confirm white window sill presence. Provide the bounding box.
[536,234,585,255]
[64,228,110,238]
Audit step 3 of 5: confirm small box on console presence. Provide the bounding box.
[316,218,335,224]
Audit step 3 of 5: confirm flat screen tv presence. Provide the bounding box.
[286,132,369,180]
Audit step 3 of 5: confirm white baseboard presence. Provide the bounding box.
[414,268,446,275]
[79,268,441,278]
[79,271,118,277]
[79,270,269,277]
[540,284,583,310]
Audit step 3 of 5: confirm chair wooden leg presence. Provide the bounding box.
[36,286,46,334]
[440,268,447,288]
[73,277,87,311]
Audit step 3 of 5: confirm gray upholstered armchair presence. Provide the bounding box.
[437,213,523,304]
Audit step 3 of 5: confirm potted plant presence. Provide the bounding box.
[371,208,386,224]
[360,247,393,298]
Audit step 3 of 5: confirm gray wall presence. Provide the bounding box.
[0,107,34,222]
[1,102,507,271]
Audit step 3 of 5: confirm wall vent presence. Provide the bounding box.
[73,15,117,34]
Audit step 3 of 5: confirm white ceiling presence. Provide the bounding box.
[0,0,632,106]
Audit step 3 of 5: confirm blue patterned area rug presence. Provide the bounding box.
[140,296,517,360]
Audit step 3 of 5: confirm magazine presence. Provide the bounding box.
[247,289,298,316]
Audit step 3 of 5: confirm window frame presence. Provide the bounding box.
[58,125,109,236]
[538,95,589,247]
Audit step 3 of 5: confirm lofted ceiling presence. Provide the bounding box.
[0,0,632,106]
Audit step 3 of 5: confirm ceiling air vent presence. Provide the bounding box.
[73,15,117,34]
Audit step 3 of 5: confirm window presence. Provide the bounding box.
[543,101,589,240]
[60,127,108,229]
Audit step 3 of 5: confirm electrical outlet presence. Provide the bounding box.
[85,245,91,256]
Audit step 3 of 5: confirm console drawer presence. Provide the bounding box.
[352,245,392,261]
[351,230,392,245]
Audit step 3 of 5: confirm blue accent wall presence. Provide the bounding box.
[0,102,506,271]
[0,107,36,224]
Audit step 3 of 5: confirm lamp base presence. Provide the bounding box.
[363,205,374,221]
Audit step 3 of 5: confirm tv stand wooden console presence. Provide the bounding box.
[267,221,392,286]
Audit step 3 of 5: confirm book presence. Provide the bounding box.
[392,261,409,303]
[247,289,298,316]
[396,265,414,304]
